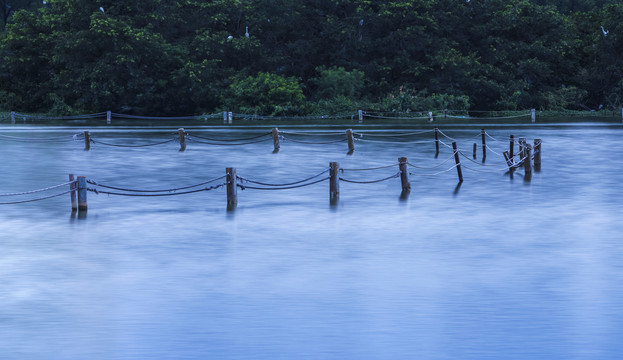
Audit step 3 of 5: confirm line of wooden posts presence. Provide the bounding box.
[71,128,541,212]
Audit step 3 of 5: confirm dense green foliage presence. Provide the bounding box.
[0,0,621,115]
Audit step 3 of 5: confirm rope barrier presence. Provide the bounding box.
[0,189,74,205]
[352,130,433,137]
[237,169,328,187]
[0,133,83,142]
[185,136,273,146]
[339,172,401,184]
[90,138,177,147]
[279,131,345,136]
[410,164,459,177]
[86,176,227,193]
[341,163,399,172]
[0,181,76,197]
[238,177,330,190]
[281,136,347,145]
[407,151,457,170]
[88,183,226,196]
[185,132,271,142]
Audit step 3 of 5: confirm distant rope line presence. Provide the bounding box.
[341,163,399,172]
[90,137,177,147]
[340,172,401,184]
[281,136,346,145]
[0,133,83,142]
[237,169,329,188]
[0,180,76,197]
[237,176,330,190]
[186,132,271,142]
[0,180,76,205]
[86,176,226,193]
[88,184,226,197]
[0,189,75,205]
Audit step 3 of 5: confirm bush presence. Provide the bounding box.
[226,72,307,116]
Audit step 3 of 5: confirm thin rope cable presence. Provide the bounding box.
[281,136,347,145]
[410,164,459,176]
[458,150,505,167]
[339,172,400,184]
[238,177,329,190]
[352,130,434,137]
[0,189,74,205]
[0,181,77,197]
[363,114,430,120]
[86,176,226,193]
[484,144,504,156]
[407,151,457,170]
[280,131,345,136]
[186,132,271,142]
[437,129,456,141]
[341,163,399,172]
[88,183,226,197]
[186,136,272,146]
[90,138,176,147]
[0,133,83,142]
[237,169,328,187]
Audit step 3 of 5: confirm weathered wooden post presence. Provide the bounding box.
[358,110,363,123]
[223,111,228,124]
[473,143,477,159]
[509,135,515,164]
[106,110,111,125]
[84,131,91,151]
[178,128,186,151]
[481,128,486,160]
[329,162,340,203]
[534,139,542,171]
[434,126,440,154]
[10,111,15,124]
[69,174,77,212]
[524,144,532,180]
[518,137,526,165]
[531,109,536,123]
[272,128,280,152]
[77,176,87,212]
[398,157,411,193]
[452,142,463,182]
[346,129,355,154]
[226,167,237,210]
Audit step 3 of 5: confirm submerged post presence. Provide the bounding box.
[69,174,77,212]
[178,128,186,151]
[503,151,513,169]
[106,110,111,125]
[481,128,486,160]
[226,167,237,210]
[534,139,542,171]
[272,128,280,152]
[398,157,411,193]
[531,109,536,123]
[346,129,355,154]
[329,162,340,203]
[524,144,532,177]
[83,131,91,151]
[10,111,15,124]
[434,126,440,154]
[452,142,463,182]
[509,135,515,165]
[358,110,363,123]
[223,111,228,124]
[518,137,526,165]
[77,176,87,212]
[473,143,477,159]
[228,112,233,124]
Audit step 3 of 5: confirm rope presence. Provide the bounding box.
[0,133,83,142]
[186,132,271,142]
[437,129,456,141]
[339,172,401,184]
[237,169,328,187]
[352,130,433,137]
[281,136,346,145]
[238,177,329,190]
[341,163,399,172]
[90,138,177,147]
[88,183,226,197]
[86,176,227,193]
[186,136,272,146]
[458,150,505,167]
[363,114,430,120]
[280,131,345,136]
[410,164,459,177]
[0,189,74,205]
[354,138,436,144]
[407,151,457,170]
[0,181,76,197]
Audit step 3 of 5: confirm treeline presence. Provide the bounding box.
[0,0,621,116]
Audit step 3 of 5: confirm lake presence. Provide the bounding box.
[1,121,622,359]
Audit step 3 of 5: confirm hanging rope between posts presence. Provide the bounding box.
[281,136,347,145]
[339,172,401,184]
[90,137,177,147]
[280,131,345,136]
[410,164,460,177]
[237,177,330,190]
[352,130,434,137]
[185,132,272,142]
[458,150,506,167]
[484,144,504,156]
[237,169,329,187]
[341,163,399,172]
[0,133,83,142]
[86,176,227,193]
[407,151,457,170]
[0,189,74,205]
[185,136,273,146]
[0,180,77,197]
[437,129,456,141]
[88,183,227,197]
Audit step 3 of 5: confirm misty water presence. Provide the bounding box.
[1,122,622,359]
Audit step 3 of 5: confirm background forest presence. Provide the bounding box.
[0,0,621,116]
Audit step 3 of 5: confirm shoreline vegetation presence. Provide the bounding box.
[1,1,622,117]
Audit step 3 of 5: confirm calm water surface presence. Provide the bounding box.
[1,123,622,359]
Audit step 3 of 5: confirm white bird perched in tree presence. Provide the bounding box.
[245,26,249,38]
[99,7,105,13]
[601,25,609,36]
[42,0,46,4]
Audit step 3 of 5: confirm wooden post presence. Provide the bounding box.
[473,143,477,159]
[84,131,91,151]
[524,144,532,176]
[481,128,486,160]
[106,110,111,125]
[358,110,363,123]
[518,137,526,165]
[534,139,542,171]
[434,126,439,154]
[228,112,233,124]
[531,109,536,123]
[509,135,515,164]
[178,128,186,151]
[398,157,411,192]
[223,111,228,124]
[452,142,463,182]
[346,129,355,154]
[621,108,623,122]
[503,151,513,168]
[226,167,237,210]
[444,109,447,120]
[77,176,87,212]
[272,128,280,151]
[329,162,340,203]
[69,174,77,212]
[10,111,15,124]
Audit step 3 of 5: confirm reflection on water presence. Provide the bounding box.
[1,123,623,359]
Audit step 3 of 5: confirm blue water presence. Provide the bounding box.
[1,123,622,359]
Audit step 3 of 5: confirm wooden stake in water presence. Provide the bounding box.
[69,174,77,212]
[272,128,280,152]
[534,139,542,171]
[524,144,532,175]
[434,126,440,154]
[473,143,477,159]
[509,135,515,165]
[481,128,486,160]
[452,142,463,182]
[84,131,91,151]
[106,110,111,125]
[398,157,411,193]
[358,110,363,123]
[178,128,186,152]
[77,176,87,211]
[329,162,340,203]
[226,167,237,211]
[10,111,15,124]
[519,137,526,165]
[346,129,355,154]
[531,109,536,123]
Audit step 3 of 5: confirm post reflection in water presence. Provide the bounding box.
[0,123,622,359]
